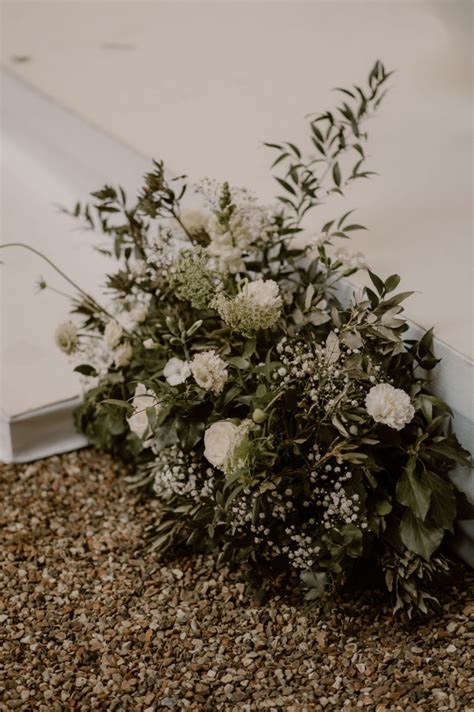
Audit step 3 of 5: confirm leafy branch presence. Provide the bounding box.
[265,60,393,224]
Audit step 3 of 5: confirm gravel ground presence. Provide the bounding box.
[1,449,473,711]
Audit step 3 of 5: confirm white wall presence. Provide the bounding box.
[2,0,473,358]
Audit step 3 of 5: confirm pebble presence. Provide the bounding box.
[1,449,473,711]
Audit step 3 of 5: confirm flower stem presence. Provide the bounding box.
[0,242,116,323]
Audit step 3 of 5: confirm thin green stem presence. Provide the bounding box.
[0,242,117,324]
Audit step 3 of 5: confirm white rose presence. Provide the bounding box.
[204,420,241,471]
[163,357,191,386]
[114,341,133,368]
[130,304,148,324]
[127,383,160,440]
[191,350,228,395]
[180,208,209,235]
[55,321,78,354]
[104,320,123,348]
[365,383,415,430]
[243,279,282,308]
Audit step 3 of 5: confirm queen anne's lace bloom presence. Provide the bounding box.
[365,383,415,430]
[213,279,282,336]
[171,248,218,309]
[191,350,228,395]
[55,321,79,354]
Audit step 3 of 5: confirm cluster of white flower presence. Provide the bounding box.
[228,486,324,569]
[190,350,228,395]
[213,279,282,336]
[152,446,215,501]
[208,204,277,273]
[275,336,354,415]
[230,486,287,535]
[284,523,321,571]
[310,460,367,530]
[129,258,149,281]
[192,180,278,273]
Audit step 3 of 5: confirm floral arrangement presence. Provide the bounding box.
[8,62,471,616]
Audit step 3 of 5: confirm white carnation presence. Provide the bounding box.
[365,383,415,430]
[191,350,228,395]
[104,320,123,348]
[243,279,281,308]
[163,357,191,386]
[114,341,133,368]
[55,321,78,354]
[180,208,209,235]
[204,419,250,474]
[127,383,160,440]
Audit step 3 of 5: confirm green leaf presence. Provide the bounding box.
[228,356,250,370]
[74,364,98,377]
[424,470,456,532]
[344,224,367,232]
[276,177,296,196]
[368,270,385,296]
[384,274,401,292]
[332,162,341,187]
[301,570,327,600]
[101,398,131,409]
[396,459,431,521]
[400,510,444,560]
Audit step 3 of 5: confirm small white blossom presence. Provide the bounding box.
[114,341,133,368]
[163,357,191,386]
[130,304,148,324]
[130,259,148,278]
[104,320,123,348]
[191,350,228,395]
[335,247,367,270]
[143,338,157,350]
[55,321,78,354]
[127,383,161,440]
[365,383,415,430]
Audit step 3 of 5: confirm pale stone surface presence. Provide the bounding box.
[2,0,472,358]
